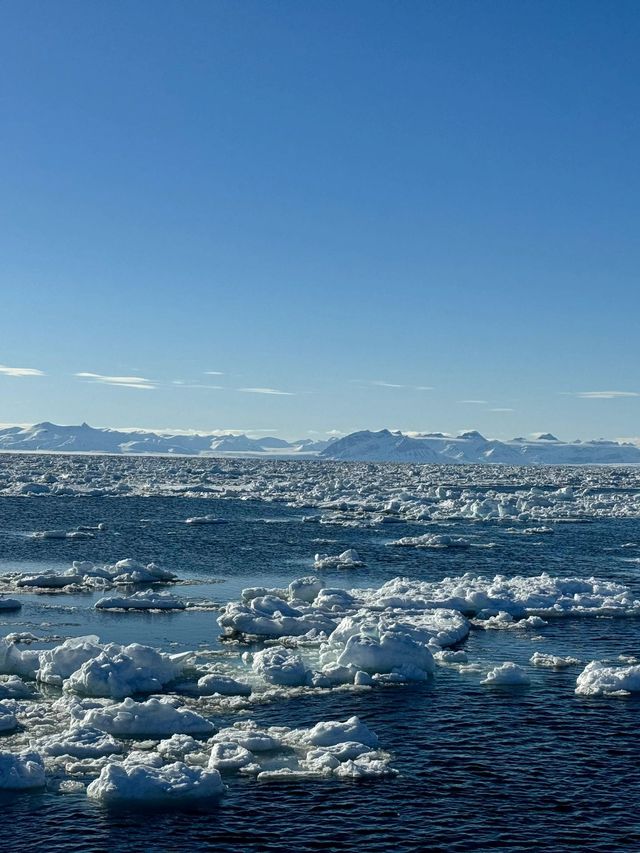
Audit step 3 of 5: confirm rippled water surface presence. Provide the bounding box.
[1,491,640,852]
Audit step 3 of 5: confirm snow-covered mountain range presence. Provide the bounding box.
[0,422,331,456]
[320,429,640,464]
[1,423,639,464]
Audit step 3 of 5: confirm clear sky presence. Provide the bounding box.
[1,1,639,441]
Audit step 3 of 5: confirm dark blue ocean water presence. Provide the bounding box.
[1,495,640,852]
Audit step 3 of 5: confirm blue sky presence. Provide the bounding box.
[1,1,639,440]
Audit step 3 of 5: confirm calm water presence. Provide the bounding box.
[1,495,640,852]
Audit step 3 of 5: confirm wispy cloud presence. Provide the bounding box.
[75,372,157,390]
[352,380,434,391]
[459,399,488,404]
[115,426,278,436]
[204,371,224,376]
[490,407,514,412]
[172,380,223,390]
[569,391,639,399]
[0,364,45,377]
[238,387,294,396]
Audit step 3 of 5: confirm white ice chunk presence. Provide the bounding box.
[80,697,215,737]
[37,636,103,686]
[208,742,254,770]
[252,647,311,687]
[530,652,580,668]
[575,660,640,696]
[481,662,531,685]
[314,549,364,570]
[87,761,224,803]
[64,643,190,698]
[288,576,325,603]
[95,590,186,610]
[197,674,251,696]
[39,725,124,758]
[0,751,45,789]
[303,716,378,748]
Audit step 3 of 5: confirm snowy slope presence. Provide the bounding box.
[320,429,640,464]
[0,423,293,456]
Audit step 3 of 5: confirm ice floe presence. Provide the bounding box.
[6,559,178,594]
[0,751,45,789]
[185,515,227,525]
[481,662,531,686]
[314,549,364,569]
[530,652,581,668]
[95,590,186,611]
[79,697,216,737]
[251,647,311,687]
[389,534,470,549]
[575,661,640,696]
[87,760,224,803]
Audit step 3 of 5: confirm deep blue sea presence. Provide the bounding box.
[1,495,640,852]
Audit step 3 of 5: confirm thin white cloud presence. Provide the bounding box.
[353,380,434,391]
[571,391,639,399]
[238,387,294,396]
[172,380,223,390]
[0,364,45,377]
[490,407,514,412]
[115,426,278,436]
[459,399,488,404]
[204,371,224,376]
[75,372,156,390]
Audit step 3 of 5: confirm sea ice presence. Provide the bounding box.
[196,673,251,696]
[530,652,580,668]
[64,643,191,698]
[95,590,186,611]
[87,760,224,803]
[251,647,311,687]
[575,661,640,696]
[80,697,216,737]
[185,515,227,525]
[481,662,531,685]
[389,534,470,549]
[314,549,364,569]
[302,716,378,748]
[39,725,124,758]
[0,751,45,790]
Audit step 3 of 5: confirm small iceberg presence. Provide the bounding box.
[95,590,186,611]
